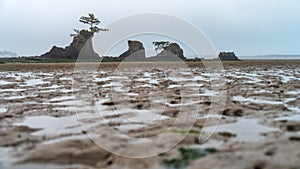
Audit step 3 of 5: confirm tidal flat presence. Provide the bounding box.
[0,61,299,169]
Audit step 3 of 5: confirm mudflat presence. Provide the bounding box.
[0,60,299,169]
[1,60,300,71]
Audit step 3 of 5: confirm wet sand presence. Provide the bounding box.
[0,60,299,169]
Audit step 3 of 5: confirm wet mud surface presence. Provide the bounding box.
[0,61,299,169]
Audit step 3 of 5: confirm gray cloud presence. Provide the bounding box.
[0,0,299,56]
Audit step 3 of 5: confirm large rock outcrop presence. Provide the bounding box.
[218,52,240,61]
[40,30,99,60]
[41,46,67,60]
[149,43,186,61]
[118,40,146,61]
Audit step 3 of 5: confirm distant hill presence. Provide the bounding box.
[240,55,300,60]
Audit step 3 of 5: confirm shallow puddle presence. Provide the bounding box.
[0,88,26,92]
[233,95,283,105]
[285,90,300,95]
[14,115,82,136]
[203,119,279,142]
[24,79,48,86]
[0,80,15,85]
[274,114,300,122]
[0,107,7,114]
[3,95,27,100]
[190,139,223,149]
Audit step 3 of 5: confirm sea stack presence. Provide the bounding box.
[39,30,99,60]
[218,52,240,61]
[149,43,186,61]
[118,40,146,61]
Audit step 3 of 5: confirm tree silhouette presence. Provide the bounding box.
[153,41,170,53]
[71,13,108,37]
[80,13,100,32]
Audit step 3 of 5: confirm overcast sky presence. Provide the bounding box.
[0,0,300,56]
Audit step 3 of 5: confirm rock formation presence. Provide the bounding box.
[40,46,67,60]
[118,40,146,61]
[149,43,186,61]
[218,52,240,61]
[39,30,99,60]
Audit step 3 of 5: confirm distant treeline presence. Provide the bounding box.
[0,57,74,64]
[0,56,205,64]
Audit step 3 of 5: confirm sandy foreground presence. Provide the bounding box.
[0,61,299,169]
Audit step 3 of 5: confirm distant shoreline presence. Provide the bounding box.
[1,57,300,64]
[0,60,299,72]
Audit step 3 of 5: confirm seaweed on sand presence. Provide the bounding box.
[162,147,217,169]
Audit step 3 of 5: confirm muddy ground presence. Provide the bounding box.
[0,61,300,169]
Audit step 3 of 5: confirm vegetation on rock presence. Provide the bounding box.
[39,13,107,60]
[153,41,170,53]
[71,13,108,37]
